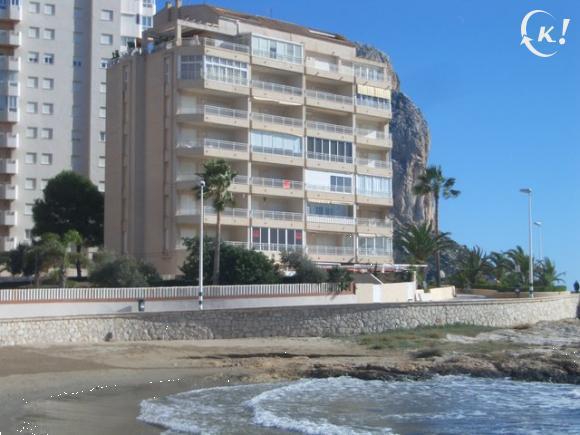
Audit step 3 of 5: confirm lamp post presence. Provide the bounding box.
[199,180,205,310]
[519,188,533,298]
[534,221,543,260]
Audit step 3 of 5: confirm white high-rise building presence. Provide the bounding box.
[0,0,156,250]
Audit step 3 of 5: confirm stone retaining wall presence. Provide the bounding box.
[0,295,578,346]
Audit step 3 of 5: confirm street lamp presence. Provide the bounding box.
[519,188,533,298]
[534,221,543,260]
[199,180,205,310]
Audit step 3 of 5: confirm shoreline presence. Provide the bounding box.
[1,320,578,434]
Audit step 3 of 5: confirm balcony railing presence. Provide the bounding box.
[305,60,354,77]
[307,214,355,225]
[252,80,302,96]
[223,241,250,248]
[182,36,250,53]
[251,145,303,158]
[306,120,353,136]
[307,151,353,164]
[251,209,303,222]
[254,243,303,253]
[178,105,248,120]
[356,97,391,111]
[358,248,393,257]
[307,245,354,256]
[177,207,249,218]
[232,175,249,185]
[357,189,393,198]
[204,72,249,86]
[357,218,393,229]
[251,177,303,190]
[252,49,303,65]
[177,138,249,153]
[306,184,353,194]
[252,112,303,128]
[356,158,392,170]
[356,128,386,140]
[306,89,353,105]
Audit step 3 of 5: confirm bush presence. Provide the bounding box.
[327,266,353,291]
[280,251,327,283]
[89,252,161,287]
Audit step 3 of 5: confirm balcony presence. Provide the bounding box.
[177,105,249,128]
[356,158,392,176]
[177,206,250,227]
[356,98,392,119]
[229,175,250,193]
[0,55,20,71]
[253,243,303,255]
[0,159,16,174]
[178,72,250,95]
[357,218,393,236]
[0,210,15,226]
[0,79,19,97]
[355,128,392,148]
[305,60,354,83]
[0,4,22,22]
[306,120,353,142]
[176,138,249,161]
[356,190,393,206]
[306,151,353,173]
[182,36,250,61]
[251,209,303,229]
[251,112,304,136]
[175,173,249,194]
[306,214,355,233]
[307,245,355,263]
[0,236,15,251]
[251,80,303,104]
[0,30,20,48]
[0,132,18,149]
[357,248,393,264]
[0,184,16,200]
[251,49,304,73]
[223,240,251,249]
[354,64,390,88]
[305,90,353,113]
[251,145,304,167]
[306,183,354,203]
[250,177,304,198]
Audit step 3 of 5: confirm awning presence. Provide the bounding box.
[357,85,390,99]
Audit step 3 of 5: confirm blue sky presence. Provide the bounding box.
[157,1,579,286]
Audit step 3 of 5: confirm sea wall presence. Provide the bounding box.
[0,295,577,346]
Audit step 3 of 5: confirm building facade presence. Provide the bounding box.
[106,3,395,276]
[0,0,155,250]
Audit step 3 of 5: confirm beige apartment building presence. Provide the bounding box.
[106,2,395,276]
[0,0,155,250]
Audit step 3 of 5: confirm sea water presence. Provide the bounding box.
[138,375,580,434]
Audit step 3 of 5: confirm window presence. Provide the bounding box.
[28,2,40,14]
[358,236,392,255]
[25,128,37,139]
[179,55,249,85]
[100,34,113,46]
[41,103,54,115]
[73,32,83,45]
[354,63,385,81]
[74,7,82,18]
[306,137,353,163]
[101,9,113,21]
[98,156,106,168]
[143,0,154,7]
[26,102,38,114]
[307,202,351,218]
[43,53,54,65]
[40,128,53,139]
[43,4,55,15]
[252,227,303,250]
[40,179,49,189]
[73,58,82,68]
[25,152,37,164]
[42,78,54,90]
[43,29,55,40]
[24,178,36,190]
[25,229,32,240]
[99,131,106,142]
[356,175,392,197]
[98,181,105,192]
[141,16,153,28]
[24,204,33,216]
[330,175,353,193]
[251,35,303,64]
[73,81,82,92]
[27,77,38,88]
[99,82,106,93]
[100,58,109,69]
[72,105,80,117]
[250,130,302,156]
[40,153,52,165]
[28,52,39,63]
[28,27,39,39]
[99,107,106,118]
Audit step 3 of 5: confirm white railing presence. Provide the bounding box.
[307,214,355,225]
[177,207,249,218]
[204,72,249,86]
[307,245,354,256]
[252,49,303,65]
[253,243,303,253]
[252,112,303,128]
[306,89,353,105]
[223,240,250,248]
[358,248,393,257]
[357,190,393,198]
[356,128,385,140]
[251,177,303,190]
[305,60,354,77]
[357,218,393,229]
[183,36,250,53]
[356,97,391,111]
[306,120,353,136]
[251,209,303,221]
[356,158,392,170]
[0,282,347,303]
[178,105,248,119]
[251,145,303,158]
[306,183,353,194]
[252,80,302,96]
[177,138,249,153]
[307,151,353,164]
[232,175,248,185]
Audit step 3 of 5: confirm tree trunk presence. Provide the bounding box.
[434,195,441,287]
[60,260,67,288]
[212,211,221,285]
[75,244,82,279]
[34,252,41,287]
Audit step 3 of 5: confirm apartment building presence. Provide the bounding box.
[105,3,395,276]
[0,0,155,251]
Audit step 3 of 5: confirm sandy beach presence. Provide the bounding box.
[1,320,579,434]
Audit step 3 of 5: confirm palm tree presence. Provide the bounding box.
[536,258,565,290]
[196,159,236,285]
[489,251,511,285]
[507,246,531,287]
[413,165,460,286]
[457,246,491,288]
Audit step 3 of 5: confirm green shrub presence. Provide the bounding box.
[89,252,161,287]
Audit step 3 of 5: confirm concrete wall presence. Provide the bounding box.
[356,282,414,303]
[0,294,577,346]
[470,289,567,299]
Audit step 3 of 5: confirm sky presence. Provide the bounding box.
[157,0,579,286]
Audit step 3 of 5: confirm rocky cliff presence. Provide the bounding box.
[356,44,435,259]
